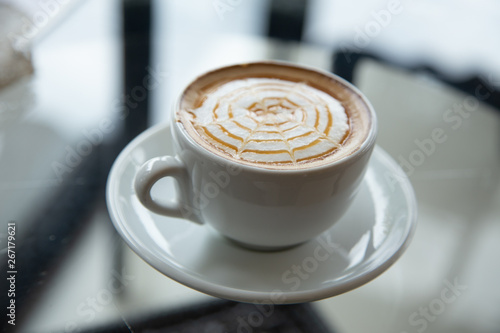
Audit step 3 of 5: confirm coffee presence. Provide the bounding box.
[177,62,372,169]
[135,61,377,249]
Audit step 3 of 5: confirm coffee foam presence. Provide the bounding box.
[177,63,372,170]
[182,78,349,165]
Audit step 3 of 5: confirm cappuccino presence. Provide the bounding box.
[177,62,372,169]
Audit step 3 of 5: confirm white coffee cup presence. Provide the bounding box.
[134,62,377,250]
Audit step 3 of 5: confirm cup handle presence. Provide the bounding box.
[134,156,203,224]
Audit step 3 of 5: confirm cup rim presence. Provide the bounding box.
[173,60,377,174]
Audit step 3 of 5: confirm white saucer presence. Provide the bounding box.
[106,123,417,304]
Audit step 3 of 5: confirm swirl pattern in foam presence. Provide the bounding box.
[181,78,350,166]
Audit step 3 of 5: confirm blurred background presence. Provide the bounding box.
[1,0,500,332]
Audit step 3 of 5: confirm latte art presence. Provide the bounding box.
[182,78,350,166]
